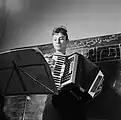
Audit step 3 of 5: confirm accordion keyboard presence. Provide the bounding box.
[52,55,66,89]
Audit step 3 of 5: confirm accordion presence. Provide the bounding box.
[51,52,104,99]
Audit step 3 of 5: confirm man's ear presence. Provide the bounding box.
[67,39,69,43]
[66,39,69,47]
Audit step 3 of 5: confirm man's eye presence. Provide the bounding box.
[59,37,63,40]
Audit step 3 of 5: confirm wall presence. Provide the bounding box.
[0,0,121,52]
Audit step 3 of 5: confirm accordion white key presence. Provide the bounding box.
[52,52,104,98]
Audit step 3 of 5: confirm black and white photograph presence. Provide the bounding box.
[0,0,121,120]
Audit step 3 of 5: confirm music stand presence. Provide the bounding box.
[0,47,58,120]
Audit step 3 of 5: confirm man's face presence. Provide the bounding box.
[52,33,68,52]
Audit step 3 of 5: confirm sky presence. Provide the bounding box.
[0,0,121,51]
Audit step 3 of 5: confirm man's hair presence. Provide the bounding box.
[52,26,68,40]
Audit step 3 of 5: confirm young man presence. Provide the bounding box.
[44,26,69,73]
[43,26,87,120]
[42,26,103,120]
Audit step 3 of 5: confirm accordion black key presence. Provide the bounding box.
[52,52,104,99]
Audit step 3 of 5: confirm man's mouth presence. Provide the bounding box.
[56,44,61,47]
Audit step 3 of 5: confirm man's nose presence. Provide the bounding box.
[57,39,60,43]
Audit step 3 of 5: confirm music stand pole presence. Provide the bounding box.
[22,96,31,120]
[22,96,27,120]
